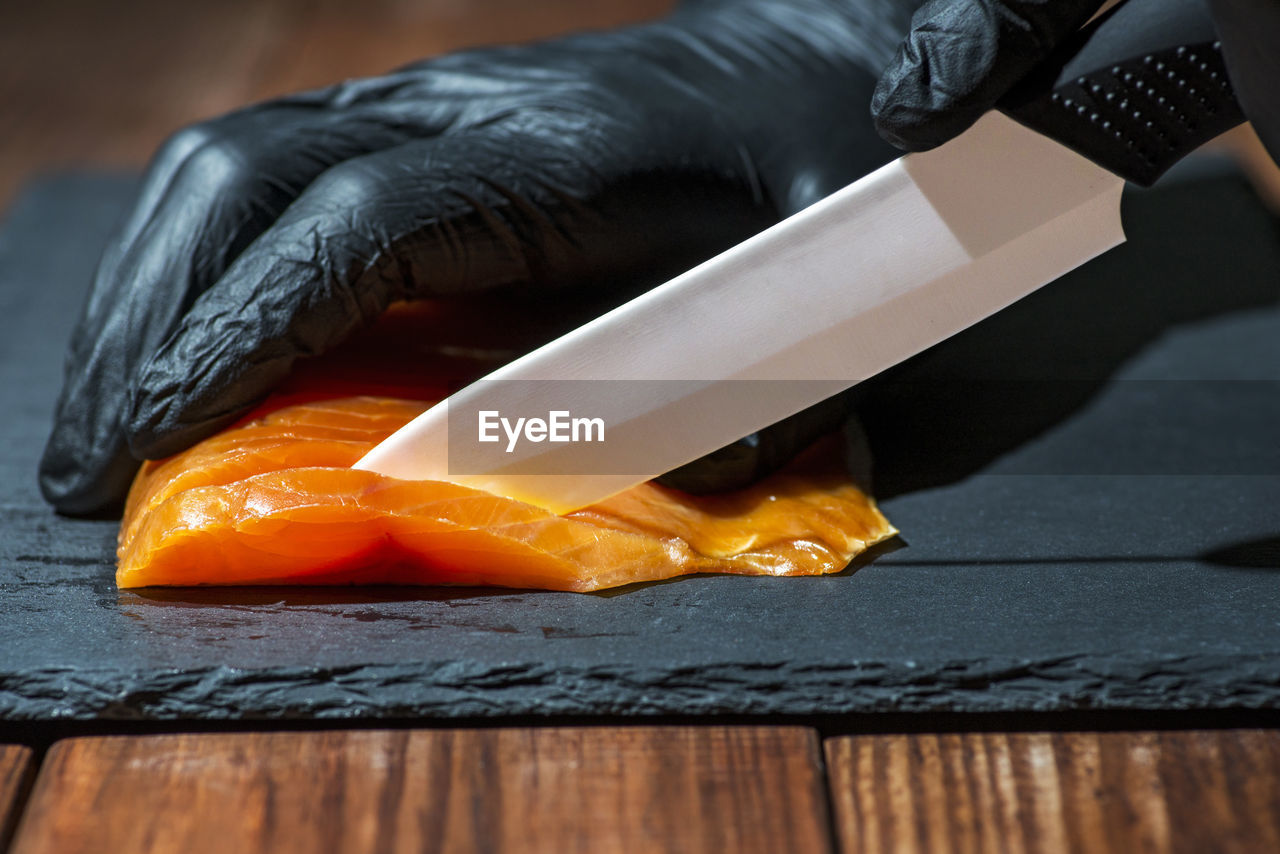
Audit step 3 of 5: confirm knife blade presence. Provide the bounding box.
[355,0,1245,514]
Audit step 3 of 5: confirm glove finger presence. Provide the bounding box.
[871,0,1103,151]
[126,121,774,459]
[656,389,859,493]
[39,96,429,515]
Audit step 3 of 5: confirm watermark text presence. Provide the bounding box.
[478,410,605,453]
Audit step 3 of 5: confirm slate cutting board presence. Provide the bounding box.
[0,163,1277,722]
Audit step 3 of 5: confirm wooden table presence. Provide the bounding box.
[0,728,1275,853]
[4,2,1279,851]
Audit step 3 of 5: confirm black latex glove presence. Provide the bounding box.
[872,0,1280,159]
[41,0,915,516]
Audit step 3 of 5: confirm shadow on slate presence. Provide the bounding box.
[854,156,1280,498]
[0,162,1278,724]
[1202,535,1280,570]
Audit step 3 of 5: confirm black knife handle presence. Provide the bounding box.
[998,0,1245,186]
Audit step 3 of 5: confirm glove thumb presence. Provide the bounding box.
[871,0,1102,151]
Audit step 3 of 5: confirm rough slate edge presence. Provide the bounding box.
[1,167,1279,723]
[5,653,1280,721]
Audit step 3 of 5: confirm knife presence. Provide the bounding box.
[355,0,1246,514]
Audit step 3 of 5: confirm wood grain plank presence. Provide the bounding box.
[825,730,1280,854]
[0,744,35,851]
[9,726,831,854]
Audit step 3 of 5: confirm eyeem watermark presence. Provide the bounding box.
[478,410,605,453]
[443,378,1280,476]
[449,379,850,476]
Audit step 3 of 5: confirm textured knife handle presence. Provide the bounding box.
[998,0,1245,186]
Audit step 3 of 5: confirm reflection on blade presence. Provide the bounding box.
[356,112,1126,513]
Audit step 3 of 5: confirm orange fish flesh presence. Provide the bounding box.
[117,395,896,592]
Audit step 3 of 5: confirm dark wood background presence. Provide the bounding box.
[0,0,674,207]
[2,0,1276,210]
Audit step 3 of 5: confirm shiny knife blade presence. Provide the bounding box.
[356,0,1243,513]
[355,111,1124,513]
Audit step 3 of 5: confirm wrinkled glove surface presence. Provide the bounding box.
[872,0,1280,158]
[42,0,915,515]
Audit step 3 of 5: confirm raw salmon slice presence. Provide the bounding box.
[118,396,896,592]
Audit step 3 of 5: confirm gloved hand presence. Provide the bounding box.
[41,0,915,516]
[872,0,1280,159]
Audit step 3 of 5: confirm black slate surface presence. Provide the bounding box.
[1,164,1278,722]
